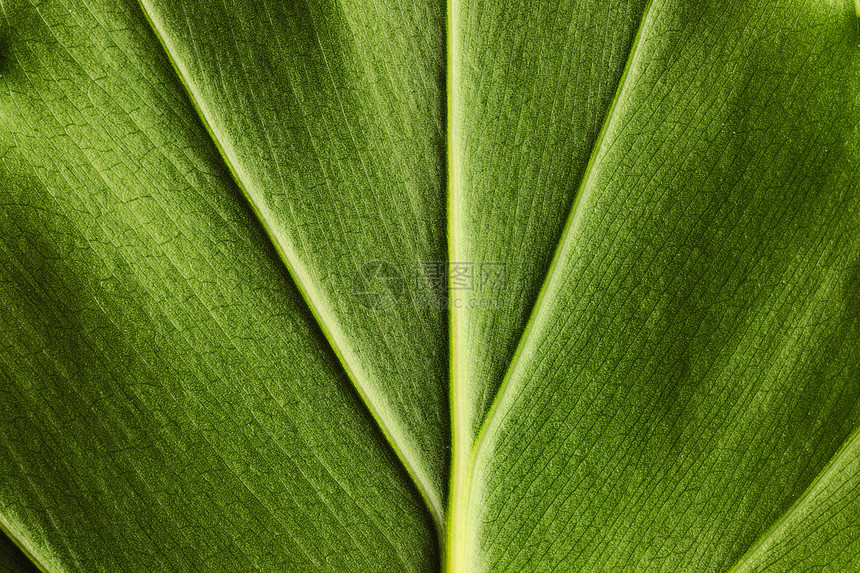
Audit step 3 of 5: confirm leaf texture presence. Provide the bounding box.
[0,0,436,570]
[463,0,860,570]
[0,0,858,571]
[0,532,39,573]
[136,0,450,518]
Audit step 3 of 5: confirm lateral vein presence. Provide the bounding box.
[726,423,860,573]
[470,0,659,484]
[133,0,445,536]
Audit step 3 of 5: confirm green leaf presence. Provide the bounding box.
[1,0,858,572]
[450,1,860,570]
[0,1,437,569]
[0,531,40,573]
[135,0,451,520]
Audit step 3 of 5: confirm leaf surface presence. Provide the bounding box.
[448,0,649,449]
[0,0,858,571]
[0,532,39,573]
[136,0,450,517]
[0,1,436,570]
[457,0,860,570]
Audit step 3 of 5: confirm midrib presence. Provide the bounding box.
[444,0,471,567]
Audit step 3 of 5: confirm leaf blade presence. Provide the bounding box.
[729,426,860,572]
[0,0,437,569]
[135,0,451,517]
[467,0,860,570]
[0,529,42,573]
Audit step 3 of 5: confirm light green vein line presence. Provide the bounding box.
[469,0,657,498]
[0,519,52,573]
[446,3,660,569]
[727,423,860,573]
[444,0,469,565]
[133,0,445,538]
